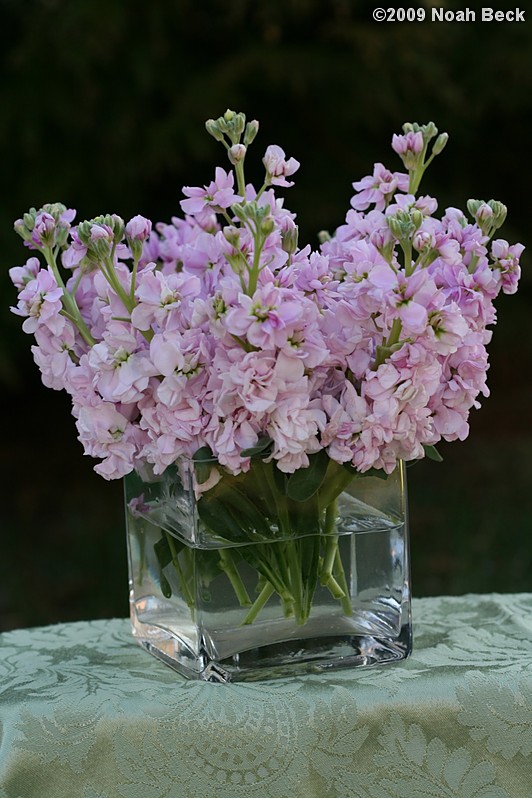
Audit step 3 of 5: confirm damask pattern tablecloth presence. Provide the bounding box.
[1,593,532,798]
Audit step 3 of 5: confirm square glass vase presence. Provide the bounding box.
[125,459,412,683]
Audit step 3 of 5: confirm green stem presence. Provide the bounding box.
[247,233,262,295]
[318,461,356,510]
[219,549,252,606]
[255,180,269,201]
[241,580,275,625]
[235,159,246,198]
[325,574,347,600]
[333,548,353,616]
[285,540,305,624]
[130,254,140,304]
[43,246,95,346]
[320,499,339,584]
[408,141,429,194]
[166,533,195,609]
[402,239,413,276]
[103,256,135,313]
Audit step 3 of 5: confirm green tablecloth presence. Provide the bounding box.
[1,594,532,798]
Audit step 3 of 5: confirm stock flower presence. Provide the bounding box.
[391,131,424,157]
[262,144,300,187]
[11,267,64,335]
[87,332,157,405]
[224,284,303,349]
[351,163,409,211]
[76,403,137,479]
[491,239,524,294]
[125,215,152,241]
[131,267,201,331]
[31,321,78,390]
[8,116,524,482]
[181,167,242,215]
[62,228,88,269]
[9,257,40,289]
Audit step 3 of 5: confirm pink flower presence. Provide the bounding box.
[9,257,40,289]
[263,145,300,187]
[131,267,200,332]
[351,163,409,211]
[491,239,524,295]
[181,167,242,215]
[88,328,157,404]
[392,131,424,157]
[322,382,367,463]
[11,267,64,335]
[76,403,137,479]
[31,321,78,390]
[31,213,56,247]
[125,215,152,242]
[268,394,326,473]
[224,285,303,349]
[204,411,258,473]
[62,229,88,269]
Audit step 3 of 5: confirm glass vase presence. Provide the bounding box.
[125,458,412,682]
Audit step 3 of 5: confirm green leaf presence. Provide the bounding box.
[286,450,330,502]
[241,436,274,459]
[197,496,249,542]
[154,536,173,598]
[341,462,387,480]
[222,487,273,539]
[423,444,443,463]
[154,535,172,568]
[192,445,216,484]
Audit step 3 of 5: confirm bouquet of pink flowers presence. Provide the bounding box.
[9,111,524,625]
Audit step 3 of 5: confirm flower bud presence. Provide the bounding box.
[125,214,152,242]
[244,120,259,145]
[55,223,70,248]
[77,221,92,246]
[370,226,393,251]
[205,119,225,142]
[232,204,248,223]
[261,217,275,236]
[14,218,32,242]
[281,224,299,255]
[223,225,240,247]
[410,209,424,230]
[467,199,483,219]
[224,109,236,123]
[432,132,449,156]
[413,230,434,252]
[233,113,246,136]
[422,121,438,142]
[23,210,37,231]
[387,215,405,240]
[317,230,331,244]
[109,214,125,242]
[387,212,415,241]
[32,212,56,246]
[228,144,247,165]
[489,200,507,230]
[126,215,152,259]
[476,203,493,223]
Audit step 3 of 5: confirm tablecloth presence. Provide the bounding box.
[1,593,532,798]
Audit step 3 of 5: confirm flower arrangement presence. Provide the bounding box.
[9,111,524,628]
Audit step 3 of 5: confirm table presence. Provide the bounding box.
[1,594,532,798]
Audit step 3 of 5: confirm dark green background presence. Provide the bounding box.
[1,0,531,631]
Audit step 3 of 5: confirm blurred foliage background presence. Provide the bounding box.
[1,0,531,632]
